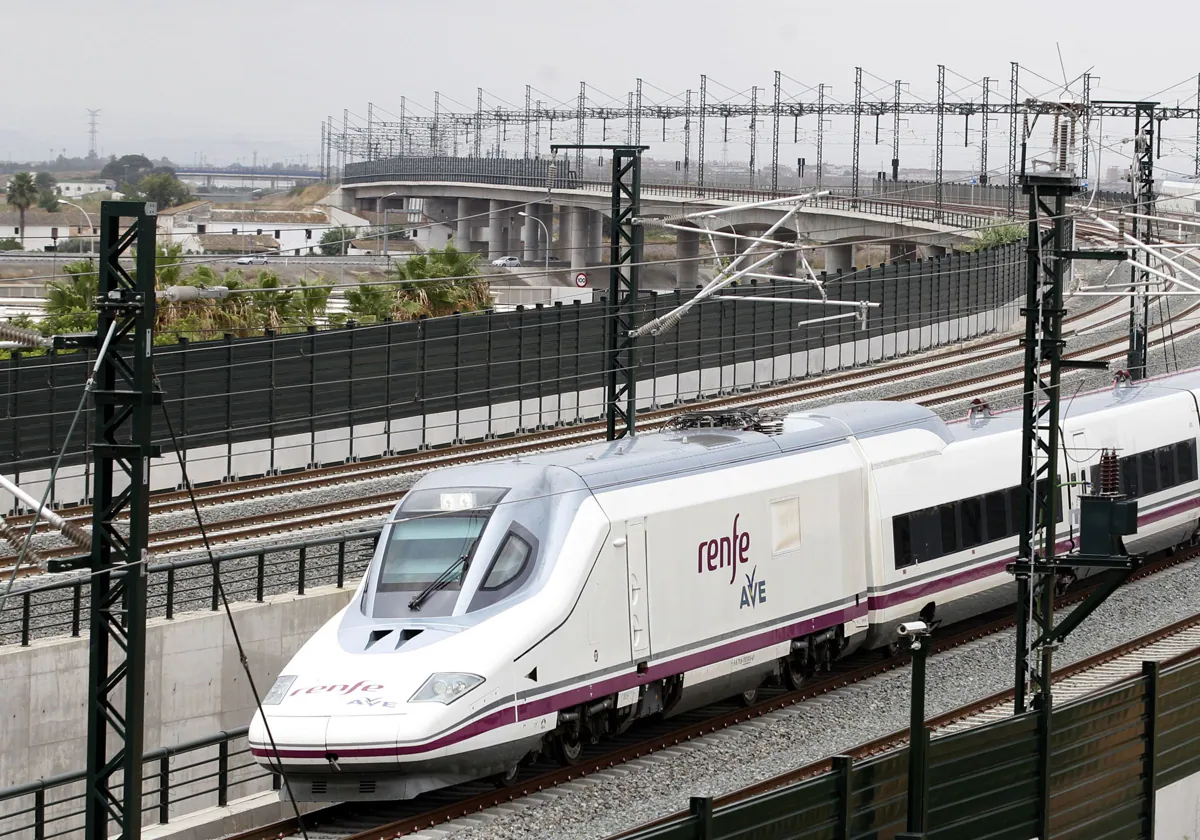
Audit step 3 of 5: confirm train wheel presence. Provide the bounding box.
[491,764,521,788]
[740,687,760,706]
[552,732,584,766]
[782,655,806,691]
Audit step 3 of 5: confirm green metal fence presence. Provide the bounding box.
[617,655,1200,840]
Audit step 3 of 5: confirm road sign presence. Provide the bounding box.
[575,272,588,288]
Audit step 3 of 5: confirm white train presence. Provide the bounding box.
[250,369,1200,801]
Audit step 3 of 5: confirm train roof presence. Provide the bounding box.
[498,401,948,492]
[948,367,1200,441]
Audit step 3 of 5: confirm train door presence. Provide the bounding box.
[626,519,651,662]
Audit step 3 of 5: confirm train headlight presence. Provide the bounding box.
[409,673,484,705]
[263,675,296,706]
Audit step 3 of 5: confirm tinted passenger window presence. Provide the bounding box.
[893,515,914,569]
[1179,440,1197,483]
[1007,486,1026,536]
[1140,451,1159,495]
[1159,445,1177,489]
[985,492,1008,540]
[1121,456,1139,497]
[960,497,983,548]
[939,504,958,555]
[911,510,940,563]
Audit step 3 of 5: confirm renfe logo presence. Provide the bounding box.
[291,681,383,697]
[697,514,751,584]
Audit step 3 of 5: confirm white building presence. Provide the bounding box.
[56,180,115,197]
[0,209,97,251]
[156,202,333,256]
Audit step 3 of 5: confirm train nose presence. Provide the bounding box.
[251,712,410,769]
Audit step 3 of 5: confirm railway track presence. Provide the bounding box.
[0,296,1152,571]
[220,545,1199,840]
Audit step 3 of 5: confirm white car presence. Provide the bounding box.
[490,256,521,267]
[237,255,268,265]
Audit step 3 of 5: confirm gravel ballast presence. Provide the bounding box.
[441,556,1200,840]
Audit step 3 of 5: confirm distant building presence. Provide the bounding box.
[0,209,97,250]
[56,180,115,197]
[188,233,279,255]
[157,203,327,255]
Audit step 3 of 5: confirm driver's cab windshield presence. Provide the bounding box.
[372,487,509,616]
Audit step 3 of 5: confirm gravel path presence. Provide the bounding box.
[438,556,1200,840]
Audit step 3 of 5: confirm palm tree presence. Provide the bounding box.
[42,259,99,335]
[392,245,491,318]
[5,173,38,247]
[344,282,397,324]
[290,276,334,327]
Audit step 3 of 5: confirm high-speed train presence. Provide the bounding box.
[250,369,1200,801]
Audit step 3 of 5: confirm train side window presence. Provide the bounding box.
[893,515,914,569]
[1007,486,1025,537]
[481,533,531,590]
[1140,451,1159,495]
[985,492,1008,541]
[1179,440,1197,483]
[911,509,940,563]
[938,504,958,556]
[1121,456,1139,498]
[960,497,983,548]
[1158,445,1177,489]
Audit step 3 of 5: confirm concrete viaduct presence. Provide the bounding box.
[338,174,986,288]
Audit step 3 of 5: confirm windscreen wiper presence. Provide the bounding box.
[408,554,469,611]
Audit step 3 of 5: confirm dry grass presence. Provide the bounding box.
[220,184,333,211]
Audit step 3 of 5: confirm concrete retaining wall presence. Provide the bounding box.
[0,585,355,836]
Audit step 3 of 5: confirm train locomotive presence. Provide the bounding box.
[250,369,1200,801]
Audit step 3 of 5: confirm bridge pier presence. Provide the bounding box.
[555,207,573,261]
[455,198,472,252]
[588,210,603,267]
[538,204,554,260]
[506,207,522,258]
[773,229,798,278]
[825,243,854,274]
[523,209,541,265]
[488,199,506,259]
[675,225,700,289]
[889,242,919,263]
[926,244,948,258]
[570,206,589,271]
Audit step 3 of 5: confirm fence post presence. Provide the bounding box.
[21,592,31,645]
[266,328,277,475]
[34,787,45,840]
[211,558,220,611]
[256,551,265,602]
[218,740,229,807]
[689,796,714,840]
[159,755,170,824]
[166,566,175,620]
[833,755,854,840]
[337,540,346,588]
[298,545,307,595]
[1144,660,1160,837]
[71,581,82,636]
[224,333,234,481]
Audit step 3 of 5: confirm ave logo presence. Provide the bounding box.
[740,566,767,609]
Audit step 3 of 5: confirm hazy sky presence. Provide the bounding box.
[6,0,1199,177]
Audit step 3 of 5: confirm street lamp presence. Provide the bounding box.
[518,211,549,281]
[57,198,94,251]
[377,192,398,264]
